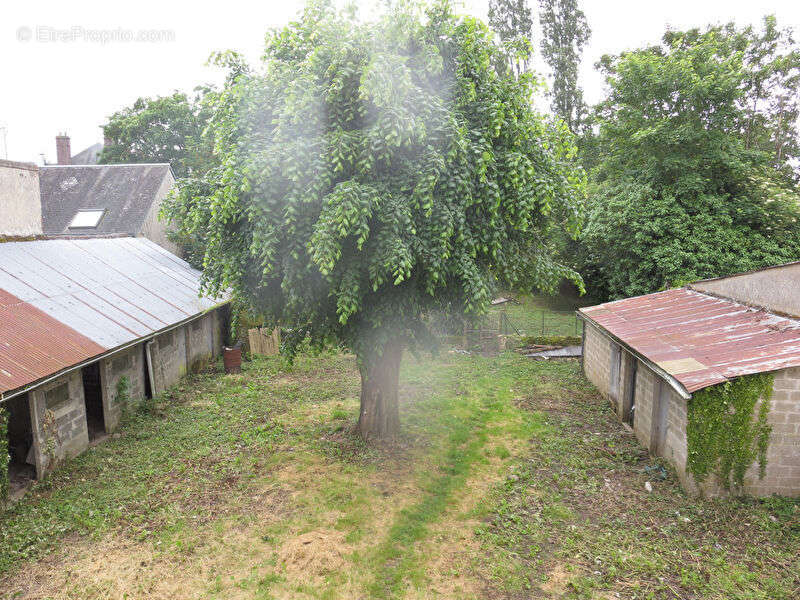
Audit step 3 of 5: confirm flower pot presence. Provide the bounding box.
[223,344,242,374]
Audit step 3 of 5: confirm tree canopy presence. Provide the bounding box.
[577,18,800,300]
[538,0,591,133]
[488,0,534,76]
[164,0,585,438]
[100,88,218,178]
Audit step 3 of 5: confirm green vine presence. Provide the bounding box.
[0,405,9,505]
[687,372,774,491]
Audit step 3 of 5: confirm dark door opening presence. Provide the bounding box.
[82,363,105,440]
[609,343,621,408]
[622,353,637,426]
[142,344,153,399]
[5,393,36,493]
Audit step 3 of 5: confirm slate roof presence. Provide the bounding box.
[0,237,228,397]
[579,288,800,395]
[39,164,173,236]
[70,142,103,165]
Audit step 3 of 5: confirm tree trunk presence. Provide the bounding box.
[356,341,403,440]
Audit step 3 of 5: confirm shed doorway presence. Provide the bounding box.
[609,343,622,409]
[82,363,106,441]
[622,353,637,425]
[142,344,153,400]
[5,393,36,494]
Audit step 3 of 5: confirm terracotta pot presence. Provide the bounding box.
[223,344,242,374]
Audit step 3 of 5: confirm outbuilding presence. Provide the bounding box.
[0,236,229,491]
[579,262,800,497]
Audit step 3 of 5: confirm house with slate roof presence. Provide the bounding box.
[39,163,178,254]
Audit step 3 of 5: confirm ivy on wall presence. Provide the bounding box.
[687,373,774,491]
[0,405,8,504]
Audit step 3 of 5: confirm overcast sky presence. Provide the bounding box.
[2,0,798,165]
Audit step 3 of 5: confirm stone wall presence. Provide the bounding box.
[99,345,146,432]
[0,160,42,236]
[28,371,88,477]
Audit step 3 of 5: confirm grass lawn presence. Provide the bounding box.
[492,294,588,338]
[0,348,798,599]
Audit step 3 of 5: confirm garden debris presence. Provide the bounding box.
[644,464,668,481]
[525,345,582,360]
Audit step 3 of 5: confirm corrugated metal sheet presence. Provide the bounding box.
[580,288,800,394]
[0,237,227,395]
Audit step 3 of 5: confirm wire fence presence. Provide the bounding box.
[493,308,584,338]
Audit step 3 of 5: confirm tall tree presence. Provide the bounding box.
[164,0,585,439]
[578,18,800,300]
[538,0,591,132]
[100,88,218,178]
[488,0,534,76]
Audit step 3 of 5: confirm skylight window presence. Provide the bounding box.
[68,210,105,229]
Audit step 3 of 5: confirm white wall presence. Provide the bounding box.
[0,159,42,236]
[691,263,800,318]
[138,169,179,255]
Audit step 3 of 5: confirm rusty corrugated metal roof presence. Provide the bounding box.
[579,288,800,394]
[0,237,227,395]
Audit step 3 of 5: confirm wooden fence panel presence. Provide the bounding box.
[247,327,281,356]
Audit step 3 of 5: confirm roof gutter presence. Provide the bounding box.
[0,301,230,404]
[576,311,692,400]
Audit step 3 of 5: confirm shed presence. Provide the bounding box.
[0,236,229,486]
[579,263,800,497]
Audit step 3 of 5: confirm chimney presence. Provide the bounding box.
[56,133,71,165]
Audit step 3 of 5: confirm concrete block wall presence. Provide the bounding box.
[185,313,214,372]
[739,368,800,496]
[28,371,88,477]
[99,345,146,432]
[582,322,612,399]
[650,368,800,498]
[211,309,224,358]
[616,351,635,420]
[631,361,658,449]
[151,327,188,394]
[582,321,800,497]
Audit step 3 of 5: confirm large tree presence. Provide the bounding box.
[100,88,218,178]
[538,0,591,133]
[164,0,585,439]
[488,0,534,76]
[579,18,800,300]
